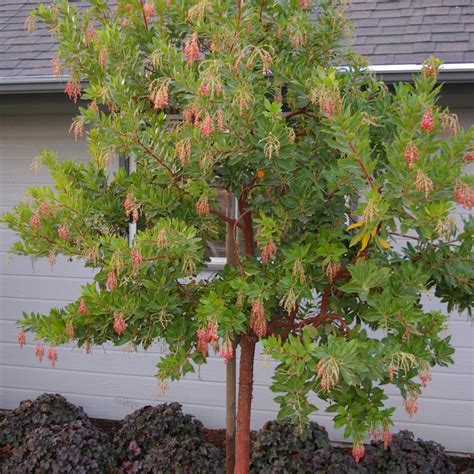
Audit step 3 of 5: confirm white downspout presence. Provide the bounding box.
[128,155,137,247]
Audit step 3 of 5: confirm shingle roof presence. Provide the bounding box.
[348,0,474,65]
[0,1,58,78]
[0,0,473,81]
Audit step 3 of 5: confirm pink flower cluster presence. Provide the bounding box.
[404,395,419,417]
[78,299,88,314]
[152,82,169,109]
[113,315,127,334]
[250,300,266,338]
[352,442,365,464]
[219,340,234,363]
[58,225,70,242]
[29,214,41,231]
[420,108,435,133]
[184,33,200,66]
[66,321,75,339]
[197,321,219,357]
[35,343,44,362]
[48,346,58,368]
[106,270,118,291]
[260,240,276,264]
[131,248,143,272]
[65,78,81,103]
[143,2,155,21]
[17,329,26,348]
[403,142,419,168]
[454,181,474,209]
[196,195,210,216]
[419,368,432,388]
[200,112,215,137]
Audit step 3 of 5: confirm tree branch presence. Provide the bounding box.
[210,207,244,229]
[139,0,149,30]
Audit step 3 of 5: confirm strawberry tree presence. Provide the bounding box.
[3,0,474,471]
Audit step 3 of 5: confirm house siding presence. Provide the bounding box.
[0,96,473,453]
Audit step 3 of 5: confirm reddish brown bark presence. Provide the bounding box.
[234,193,256,473]
[225,191,236,474]
[235,333,256,474]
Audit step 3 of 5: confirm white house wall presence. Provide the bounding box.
[0,103,472,453]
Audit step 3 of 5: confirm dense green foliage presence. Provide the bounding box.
[2,0,473,461]
[0,393,90,450]
[114,403,224,472]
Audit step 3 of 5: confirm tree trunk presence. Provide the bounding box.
[235,334,256,474]
[225,191,236,474]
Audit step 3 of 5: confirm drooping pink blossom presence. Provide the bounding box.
[124,193,135,218]
[404,396,419,417]
[199,83,209,96]
[176,139,191,165]
[65,78,81,103]
[383,429,393,449]
[197,328,208,356]
[89,101,100,113]
[352,442,365,464]
[250,300,266,338]
[454,181,474,209]
[219,340,234,363]
[419,368,432,388]
[152,82,169,109]
[66,321,75,339]
[84,24,97,44]
[420,108,435,133]
[143,2,155,21]
[35,343,44,362]
[131,248,143,272]
[200,112,215,137]
[196,195,210,216]
[325,261,341,283]
[38,202,52,217]
[98,47,108,68]
[17,329,26,348]
[463,152,474,162]
[216,108,224,132]
[260,240,276,264]
[403,142,419,168]
[58,225,70,241]
[48,346,58,368]
[388,365,396,382]
[183,104,200,124]
[184,33,200,66]
[113,315,127,334]
[207,320,219,348]
[78,299,88,314]
[29,214,41,231]
[106,270,118,291]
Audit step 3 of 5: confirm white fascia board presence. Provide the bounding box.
[365,64,474,74]
[2,63,474,89]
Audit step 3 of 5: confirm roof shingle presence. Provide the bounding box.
[0,0,473,81]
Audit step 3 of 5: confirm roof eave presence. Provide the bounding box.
[1,64,474,94]
[0,75,69,94]
[366,63,474,83]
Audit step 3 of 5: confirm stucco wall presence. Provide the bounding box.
[0,93,472,453]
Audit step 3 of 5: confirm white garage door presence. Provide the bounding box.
[0,102,472,453]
